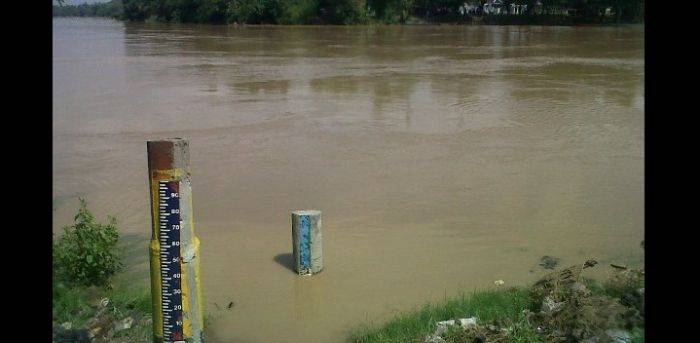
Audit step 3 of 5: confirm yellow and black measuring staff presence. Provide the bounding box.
[147,138,204,343]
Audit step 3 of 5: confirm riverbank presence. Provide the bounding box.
[52,200,153,342]
[53,281,152,342]
[350,260,645,343]
[52,15,643,27]
[53,0,643,26]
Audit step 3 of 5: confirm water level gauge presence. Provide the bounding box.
[158,180,185,343]
[147,138,204,343]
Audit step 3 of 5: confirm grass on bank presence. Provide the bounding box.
[350,287,541,343]
[53,282,150,326]
[349,271,645,343]
[53,280,154,341]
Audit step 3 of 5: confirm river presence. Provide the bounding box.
[53,17,644,342]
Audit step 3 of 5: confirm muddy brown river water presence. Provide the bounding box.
[53,18,644,342]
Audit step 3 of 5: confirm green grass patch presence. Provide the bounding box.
[53,281,152,327]
[349,287,536,343]
[350,264,645,343]
[53,279,153,342]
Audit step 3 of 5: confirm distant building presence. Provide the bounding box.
[459,2,481,16]
[483,0,506,15]
[532,0,544,14]
[510,2,528,15]
[533,1,576,16]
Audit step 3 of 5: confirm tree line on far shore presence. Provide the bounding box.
[53,0,644,25]
[53,0,124,18]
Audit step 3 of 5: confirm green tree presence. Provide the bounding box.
[317,0,369,24]
[368,0,414,23]
[54,0,124,18]
[226,0,287,24]
[195,0,229,22]
[122,0,152,20]
[413,0,462,21]
[279,0,321,24]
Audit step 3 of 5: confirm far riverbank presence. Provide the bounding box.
[53,0,644,26]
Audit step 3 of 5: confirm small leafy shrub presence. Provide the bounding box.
[53,199,122,287]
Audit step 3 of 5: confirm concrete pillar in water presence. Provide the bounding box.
[291,210,323,276]
[147,138,204,343]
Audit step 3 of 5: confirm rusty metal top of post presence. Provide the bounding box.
[147,138,190,171]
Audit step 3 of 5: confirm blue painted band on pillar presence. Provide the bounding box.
[300,215,311,270]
